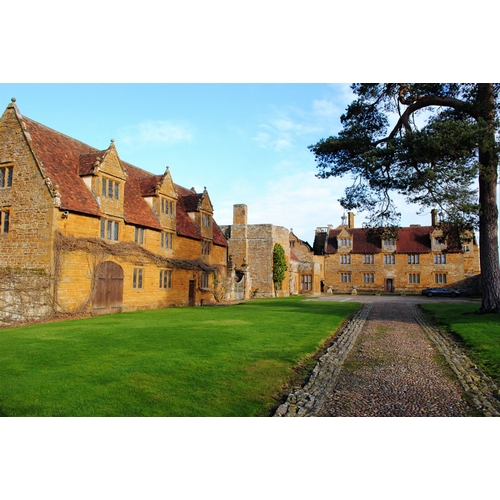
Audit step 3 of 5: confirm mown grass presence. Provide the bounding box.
[420,303,500,382]
[0,297,359,417]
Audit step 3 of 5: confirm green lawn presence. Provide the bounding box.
[420,303,500,381]
[0,297,359,417]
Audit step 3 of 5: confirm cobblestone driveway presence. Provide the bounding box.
[275,297,500,417]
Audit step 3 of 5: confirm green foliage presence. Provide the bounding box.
[310,83,500,312]
[0,298,359,416]
[421,303,500,381]
[272,243,287,290]
[309,83,499,231]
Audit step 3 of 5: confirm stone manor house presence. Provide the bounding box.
[0,100,481,324]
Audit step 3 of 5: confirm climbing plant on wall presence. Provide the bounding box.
[272,243,287,295]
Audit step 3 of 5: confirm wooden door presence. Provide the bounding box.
[188,280,196,306]
[385,278,394,293]
[93,261,124,315]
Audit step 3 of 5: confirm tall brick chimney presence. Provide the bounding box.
[348,212,355,228]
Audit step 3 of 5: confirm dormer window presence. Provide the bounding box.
[382,238,395,248]
[338,238,351,247]
[102,178,120,199]
[202,213,211,227]
[161,198,175,216]
[0,165,13,188]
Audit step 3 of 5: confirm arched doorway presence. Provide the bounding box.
[92,261,124,315]
[234,271,245,301]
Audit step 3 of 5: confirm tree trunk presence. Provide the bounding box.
[477,84,500,313]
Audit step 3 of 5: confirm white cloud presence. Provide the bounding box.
[117,120,194,146]
[312,99,342,118]
[253,108,322,151]
[217,169,435,244]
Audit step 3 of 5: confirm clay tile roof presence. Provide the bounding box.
[79,151,106,176]
[174,193,202,240]
[174,184,227,247]
[19,113,227,243]
[323,226,434,254]
[121,163,162,230]
[213,221,228,247]
[139,175,162,197]
[394,226,433,253]
[181,193,203,212]
[22,117,103,217]
[290,250,299,261]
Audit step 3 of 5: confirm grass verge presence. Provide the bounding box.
[420,303,500,382]
[0,297,359,417]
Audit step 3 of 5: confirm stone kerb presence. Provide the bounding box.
[274,304,372,417]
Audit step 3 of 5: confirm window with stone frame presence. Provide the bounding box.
[101,177,120,199]
[434,253,446,264]
[435,273,447,284]
[161,198,175,216]
[363,254,374,264]
[408,273,420,284]
[202,240,211,255]
[0,165,13,188]
[0,209,10,234]
[161,231,173,249]
[340,273,351,283]
[363,273,374,283]
[384,254,395,264]
[133,268,143,289]
[134,227,145,245]
[100,219,119,241]
[408,254,420,264]
[201,272,210,288]
[340,254,351,264]
[301,275,312,290]
[159,270,172,289]
[202,213,212,227]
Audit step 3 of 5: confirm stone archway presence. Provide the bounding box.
[92,261,124,315]
[234,271,245,300]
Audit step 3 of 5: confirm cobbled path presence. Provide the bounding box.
[275,300,500,417]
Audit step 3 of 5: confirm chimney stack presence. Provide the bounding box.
[348,212,355,228]
[431,209,438,226]
[233,204,247,225]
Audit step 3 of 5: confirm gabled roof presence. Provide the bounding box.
[121,163,163,230]
[319,226,438,255]
[79,150,108,176]
[9,105,227,247]
[139,175,163,197]
[21,116,103,217]
[173,184,227,246]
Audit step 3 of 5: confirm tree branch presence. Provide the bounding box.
[373,95,475,147]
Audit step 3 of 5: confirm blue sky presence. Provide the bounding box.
[2,3,496,496]
[0,83,440,242]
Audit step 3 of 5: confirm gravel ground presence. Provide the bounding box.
[313,302,474,417]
